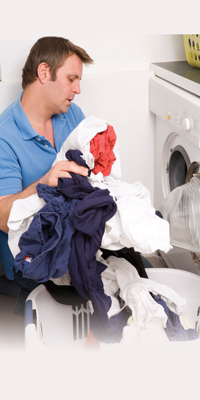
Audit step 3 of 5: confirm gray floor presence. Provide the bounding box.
[0,262,25,352]
[0,253,166,353]
[0,294,25,353]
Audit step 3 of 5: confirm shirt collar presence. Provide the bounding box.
[13,92,39,140]
[13,92,65,142]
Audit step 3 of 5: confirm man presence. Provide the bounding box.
[0,37,93,306]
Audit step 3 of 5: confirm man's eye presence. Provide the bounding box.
[69,78,74,82]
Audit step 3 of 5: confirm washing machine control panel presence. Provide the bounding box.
[166,97,200,146]
[149,77,200,148]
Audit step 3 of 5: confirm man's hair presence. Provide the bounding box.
[22,36,93,90]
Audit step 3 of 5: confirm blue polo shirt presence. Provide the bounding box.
[0,92,85,279]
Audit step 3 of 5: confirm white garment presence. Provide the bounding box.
[121,319,169,345]
[100,255,186,344]
[7,115,171,258]
[101,256,185,323]
[89,175,171,253]
[53,115,108,161]
[54,115,171,254]
[52,115,122,180]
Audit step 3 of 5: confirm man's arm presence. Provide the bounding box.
[0,159,88,233]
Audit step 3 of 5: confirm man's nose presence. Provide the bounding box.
[73,81,81,94]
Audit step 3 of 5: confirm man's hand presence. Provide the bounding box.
[40,160,89,187]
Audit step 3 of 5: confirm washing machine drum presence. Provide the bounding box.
[168,145,190,191]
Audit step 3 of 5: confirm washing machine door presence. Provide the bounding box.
[168,144,190,191]
[161,132,200,254]
[162,131,200,198]
[160,175,200,255]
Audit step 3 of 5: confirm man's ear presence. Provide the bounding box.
[37,62,50,83]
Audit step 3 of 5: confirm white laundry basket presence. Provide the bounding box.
[25,284,91,352]
[146,268,200,334]
[25,268,200,352]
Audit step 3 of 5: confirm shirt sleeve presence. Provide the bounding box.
[0,138,22,196]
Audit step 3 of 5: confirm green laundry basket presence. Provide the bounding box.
[184,34,200,68]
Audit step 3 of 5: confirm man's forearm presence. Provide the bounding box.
[0,180,39,233]
[0,160,88,234]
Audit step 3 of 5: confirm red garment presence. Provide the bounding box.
[90,125,117,176]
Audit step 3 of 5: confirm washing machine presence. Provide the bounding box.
[149,62,200,276]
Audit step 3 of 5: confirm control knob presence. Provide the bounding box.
[182,118,191,131]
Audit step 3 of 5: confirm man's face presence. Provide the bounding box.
[45,53,83,115]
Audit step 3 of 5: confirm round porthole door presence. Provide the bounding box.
[161,132,192,199]
[168,145,191,191]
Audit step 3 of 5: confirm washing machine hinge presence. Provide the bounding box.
[166,162,169,173]
[193,173,200,179]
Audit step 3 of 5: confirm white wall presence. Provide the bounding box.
[0,34,186,203]
[0,35,186,82]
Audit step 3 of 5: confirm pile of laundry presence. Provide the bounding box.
[7,115,198,345]
[8,115,172,258]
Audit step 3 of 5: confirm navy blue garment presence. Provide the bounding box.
[13,270,41,316]
[91,305,131,344]
[66,148,92,173]
[57,173,98,199]
[152,294,199,341]
[155,210,163,219]
[44,280,88,307]
[57,149,99,200]
[15,185,79,282]
[101,248,150,277]
[69,192,129,343]
[57,149,129,343]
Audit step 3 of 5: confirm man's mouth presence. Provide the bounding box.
[68,97,74,103]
